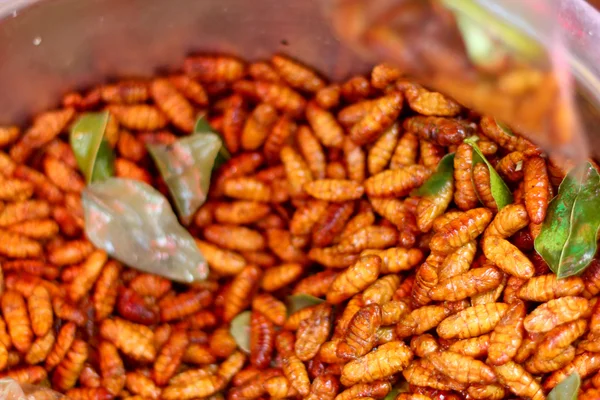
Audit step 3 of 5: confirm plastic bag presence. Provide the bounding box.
[82,177,209,283]
[0,378,65,400]
[325,0,588,163]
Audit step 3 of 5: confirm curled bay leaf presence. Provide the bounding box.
[535,161,600,278]
[194,115,230,169]
[70,111,114,183]
[464,136,513,210]
[495,118,514,136]
[147,133,222,225]
[547,372,580,400]
[286,294,325,316]
[82,177,208,282]
[383,380,409,400]
[230,311,251,354]
[412,153,455,196]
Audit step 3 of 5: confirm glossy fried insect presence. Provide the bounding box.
[69,250,108,303]
[428,350,496,384]
[28,285,53,337]
[315,84,341,109]
[1,290,33,353]
[10,108,75,163]
[183,55,245,82]
[249,311,275,368]
[438,303,509,339]
[295,303,332,361]
[281,145,313,197]
[368,123,400,175]
[304,179,364,202]
[108,104,168,131]
[430,208,492,255]
[203,224,265,252]
[472,163,497,210]
[497,151,525,182]
[305,101,344,148]
[524,296,588,333]
[336,225,398,253]
[350,93,403,145]
[390,131,419,170]
[484,203,529,238]
[536,319,587,362]
[251,293,286,326]
[281,354,310,396]
[417,177,453,233]
[150,79,195,132]
[52,339,88,391]
[494,361,544,400]
[405,116,472,146]
[523,155,550,224]
[336,304,381,360]
[212,201,269,225]
[403,83,461,116]
[453,143,479,210]
[100,318,156,362]
[45,322,76,371]
[341,341,413,386]
[411,255,441,308]
[362,275,400,305]
[429,265,503,301]
[100,81,149,104]
[25,330,55,365]
[396,305,450,339]
[241,103,277,150]
[518,274,584,302]
[543,352,600,390]
[482,235,534,279]
[343,137,367,183]
[327,255,381,304]
[98,341,125,396]
[261,263,303,291]
[362,248,423,275]
[480,116,538,154]
[365,165,430,197]
[249,61,281,82]
[272,54,325,92]
[487,300,526,365]
[223,265,261,321]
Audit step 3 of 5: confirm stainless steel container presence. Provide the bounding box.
[0,0,599,152]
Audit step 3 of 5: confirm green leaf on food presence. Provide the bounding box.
[82,177,209,282]
[194,114,230,169]
[535,161,600,278]
[413,153,455,196]
[147,133,222,225]
[286,294,325,316]
[230,310,251,354]
[383,380,409,400]
[495,118,514,136]
[547,372,580,400]
[464,136,513,210]
[69,111,114,183]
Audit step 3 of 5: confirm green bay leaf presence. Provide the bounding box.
[413,153,455,197]
[286,294,324,316]
[547,372,580,400]
[465,136,513,210]
[535,161,600,278]
[70,111,114,183]
[194,114,230,169]
[495,118,514,136]
[147,133,222,225]
[230,311,251,354]
[82,178,208,282]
